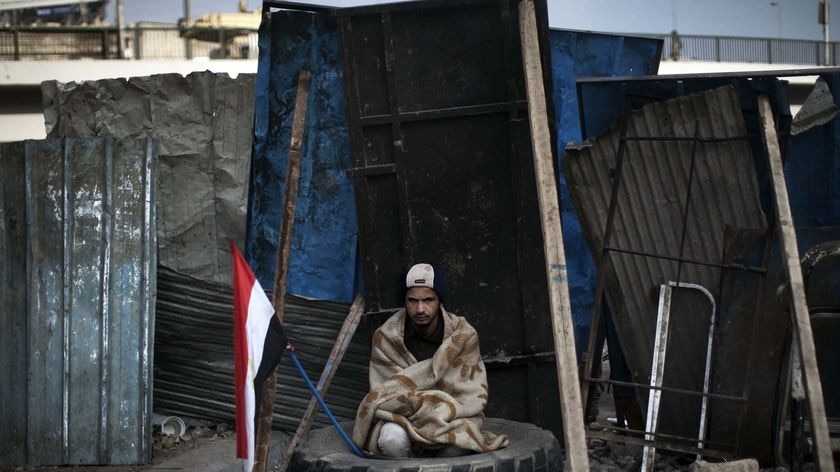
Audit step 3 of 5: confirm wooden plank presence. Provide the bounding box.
[642,285,673,472]
[757,95,834,472]
[517,1,589,470]
[277,294,365,472]
[253,69,311,472]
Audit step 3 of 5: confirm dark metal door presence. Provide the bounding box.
[337,0,563,435]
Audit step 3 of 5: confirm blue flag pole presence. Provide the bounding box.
[286,343,365,458]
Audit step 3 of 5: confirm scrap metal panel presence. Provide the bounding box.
[715,227,840,462]
[42,72,253,284]
[0,137,156,466]
[564,86,767,440]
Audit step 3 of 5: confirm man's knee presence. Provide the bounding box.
[377,422,411,458]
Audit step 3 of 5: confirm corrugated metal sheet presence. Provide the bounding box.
[0,137,156,466]
[153,265,371,432]
[42,71,255,284]
[564,85,768,439]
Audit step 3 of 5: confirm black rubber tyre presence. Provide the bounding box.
[289,418,562,471]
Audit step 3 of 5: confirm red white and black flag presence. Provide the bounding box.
[230,242,287,472]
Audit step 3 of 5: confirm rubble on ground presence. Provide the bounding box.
[151,422,234,460]
[584,437,814,472]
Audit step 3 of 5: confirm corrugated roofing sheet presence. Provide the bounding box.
[564,85,768,439]
[0,137,156,466]
[153,265,371,432]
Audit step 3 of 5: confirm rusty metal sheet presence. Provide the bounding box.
[0,137,156,466]
[564,85,767,441]
[153,265,371,432]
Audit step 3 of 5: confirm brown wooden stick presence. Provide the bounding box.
[517,1,589,470]
[756,95,834,472]
[252,69,311,472]
[276,294,365,472]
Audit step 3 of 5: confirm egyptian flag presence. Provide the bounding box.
[231,242,287,472]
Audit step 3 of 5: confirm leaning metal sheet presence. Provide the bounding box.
[564,85,767,442]
[0,138,156,466]
[548,29,662,350]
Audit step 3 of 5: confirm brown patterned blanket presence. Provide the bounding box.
[352,308,509,455]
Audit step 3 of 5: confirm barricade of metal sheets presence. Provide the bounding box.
[0,137,156,466]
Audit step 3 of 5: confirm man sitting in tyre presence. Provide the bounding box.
[352,263,509,458]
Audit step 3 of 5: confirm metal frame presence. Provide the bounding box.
[640,281,717,471]
[580,112,777,459]
[641,284,674,471]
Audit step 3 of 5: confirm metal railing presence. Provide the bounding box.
[659,33,840,66]
[0,25,259,60]
[1,26,838,66]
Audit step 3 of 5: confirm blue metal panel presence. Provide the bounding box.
[246,9,358,303]
[549,30,663,351]
[786,72,840,227]
[0,137,155,466]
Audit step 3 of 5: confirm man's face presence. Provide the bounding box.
[405,286,440,327]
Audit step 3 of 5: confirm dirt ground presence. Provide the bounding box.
[1,422,290,472]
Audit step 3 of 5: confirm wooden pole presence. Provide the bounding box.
[517,1,589,470]
[182,0,192,59]
[252,69,311,472]
[115,0,125,59]
[276,295,365,472]
[757,95,834,472]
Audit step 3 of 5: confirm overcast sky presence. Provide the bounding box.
[119,0,836,41]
